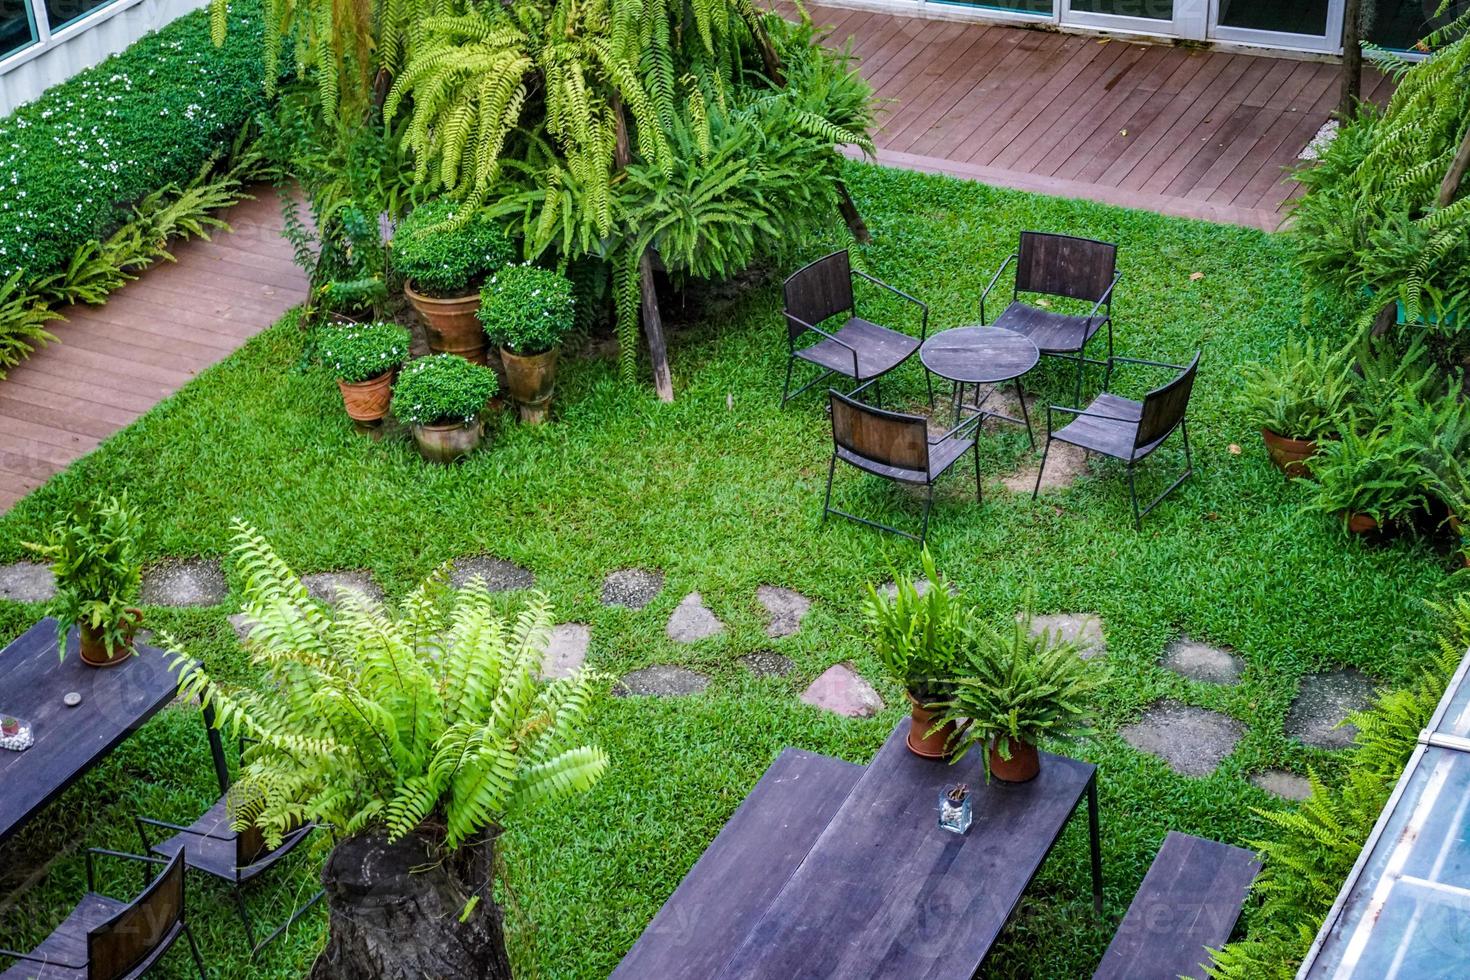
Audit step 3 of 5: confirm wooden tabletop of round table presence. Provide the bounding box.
[919,325,1040,386]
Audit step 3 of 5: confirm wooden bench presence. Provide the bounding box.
[1093,831,1261,980]
[611,747,861,979]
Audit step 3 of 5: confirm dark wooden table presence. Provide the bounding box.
[714,719,1101,979]
[919,326,1039,444]
[0,618,221,845]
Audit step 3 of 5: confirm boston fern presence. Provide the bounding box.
[24,494,143,658]
[1304,422,1433,526]
[170,522,609,851]
[862,550,965,701]
[391,198,515,297]
[391,353,499,426]
[317,321,410,383]
[479,264,575,356]
[1238,335,1355,441]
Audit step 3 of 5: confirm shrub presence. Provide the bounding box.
[23,494,143,658]
[391,354,498,426]
[318,321,411,383]
[479,264,576,356]
[391,199,514,297]
[0,0,267,281]
[1238,335,1355,441]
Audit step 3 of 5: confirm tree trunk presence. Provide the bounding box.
[310,829,512,980]
[1438,122,1470,208]
[836,181,872,244]
[640,250,675,402]
[1339,0,1363,120]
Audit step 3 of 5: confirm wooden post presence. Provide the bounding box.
[1438,123,1470,208]
[640,251,674,402]
[1339,0,1363,120]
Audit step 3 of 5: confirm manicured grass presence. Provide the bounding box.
[0,162,1456,978]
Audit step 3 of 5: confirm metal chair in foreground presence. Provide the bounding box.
[781,250,930,408]
[823,388,981,546]
[0,849,204,979]
[1033,353,1200,529]
[981,232,1121,406]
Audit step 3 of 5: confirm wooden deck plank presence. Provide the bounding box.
[886,27,1028,155]
[1068,52,1212,185]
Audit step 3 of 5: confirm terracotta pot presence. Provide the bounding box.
[338,371,395,423]
[411,419,483,464]
[78,607,142,668]
[1260,428,1317,478]
[905,694,957,759]
[1346,512,1379,535]
[404,282,486,364]
[988,738,1040,783]
[500,347,558,424]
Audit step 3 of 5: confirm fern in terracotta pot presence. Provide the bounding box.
[479,264,575,424]
[1238,335,1354,478]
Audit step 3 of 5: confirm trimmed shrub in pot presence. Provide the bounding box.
[931,614,1104,783]
[392,200,514,364]
[23,494,144,667]
[479,264,575,424]
[392,354,499,463]
[1238,336,1354,477]
[319,321,411,425]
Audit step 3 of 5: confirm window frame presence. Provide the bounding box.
[0,0,150,76]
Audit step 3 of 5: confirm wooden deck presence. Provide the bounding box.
[0,188,306,513]
[784,2,1389,228]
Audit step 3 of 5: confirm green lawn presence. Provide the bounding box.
[0,162,1455,979]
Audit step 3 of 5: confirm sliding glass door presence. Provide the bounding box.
[1061,0,1183,37]
[1208,0,1345,53]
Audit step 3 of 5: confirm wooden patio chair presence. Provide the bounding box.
[135,738,323,959]
[823,388,980,545]
[782,250,930,408]
[981,232,1121,406]
[0,849,205,980]
[1033,353,1200,529]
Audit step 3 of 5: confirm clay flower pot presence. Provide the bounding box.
[1,717,19,737]
[411,419,483,464]
[405,282,486,365]
[906,694,957,759]
[1260,428,1317,478]
[1346,512,1379,535]
[500,347,558,424]
[78,607,143,668]
[338,371,395,424]
[988,738,1040,783]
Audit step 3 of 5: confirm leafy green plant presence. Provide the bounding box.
[1305,422,1433,527]
[1344,334,1441,429]
[317,321,411,383]
[23,495,143,659]
[930,614,1105,781]
[479,265,576,356]
[392,199,515,298]
[1238,335,1356,440]
[0,272,60,375]
[861,550,966,701]
[391,354,499,426]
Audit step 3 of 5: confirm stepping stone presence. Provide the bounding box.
[800,663,884,718]
[541,623,590,680]
[1251,770,1313,802]
[757,586,811,639]
[1027,613,1106,661]
[1118,700,1244,778]
[227,612,255,642]
[301,571,384,606]
[1161,636,1243,685]
[740,651,795,678]
[1002,441,1088,494]
[615,665,710,697]
[666,592,724,643]
[1285,668,1375,750]
[0,561,55,602]
[449,556,534,592]
[141,558,228,607]
[601,568,663,610]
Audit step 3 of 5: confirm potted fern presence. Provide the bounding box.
[1238,336,1354,478]
[862,551,965,759]
[479,264,576,424]
[24,494,144,667]
[931,614,1104,783]
[1305,423,1432,534]
[391,354,499,463]
[392,199,514,365]
[170,523,608,980]
[318,321,411,425]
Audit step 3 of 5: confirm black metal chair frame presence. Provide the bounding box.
[822,385,982,546]
[0,849,205,980]
[980,234,1122,406]
[1033,354,1198,529]
[134,737,324,960]
[781,251,932,409]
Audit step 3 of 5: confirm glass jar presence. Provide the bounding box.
[937,784,972,835]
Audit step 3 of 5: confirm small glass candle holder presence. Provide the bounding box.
[0,714,34,752]
[938,783,972,835]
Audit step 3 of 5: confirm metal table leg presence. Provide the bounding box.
[1088,772,1103,918]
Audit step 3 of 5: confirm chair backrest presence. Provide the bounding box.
[784,251,854,340]
[1015,232,1117,304]
[1135,352,1201,451]
[87,851,186,980]
[829,389,930,474]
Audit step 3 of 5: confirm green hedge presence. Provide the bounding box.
[0,0,266,280]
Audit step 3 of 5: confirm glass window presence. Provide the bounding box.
[932,0,1053,13]
[1366,0,1470,51]
[43,0,113,32]
[1069,0,1174,21]
[1,0,37,61]
[1217,0,1331,37]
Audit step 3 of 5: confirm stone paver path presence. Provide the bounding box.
[616,665,711,697]
[1251,770,1313,802]
[1028,613,1106,660]
[1286,668,1375,750]
[302,571,384,606]
[740,652,795,678]
[601,568,663,609]
[1161,636,1243,685]
[541,624,590,680]
[0,561,55,601]
[666,592,724,643]
[450,556,534,592]
[1118,700,1244,777]
[228,612,255,642]
[141,558,228,607]
[801,663,883,718]
[757,586,811,638]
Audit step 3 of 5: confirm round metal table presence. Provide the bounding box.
[919,325,1039,444]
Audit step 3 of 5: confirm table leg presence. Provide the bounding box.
[201,699,231,795]
[1088,773,1103,918]
[1016,377,1035,449]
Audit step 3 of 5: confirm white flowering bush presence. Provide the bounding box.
[317,321,410,383]
[478,264,575,356]
[391,198,514,297]
[390,354,498,426]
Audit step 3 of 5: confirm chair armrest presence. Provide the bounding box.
[854,271,930,339]
[785,311,860,378]
[86,848,170,892]
[979,253,1017,324]
[1110,354,1186,373]
[930,411,982,445]
[1048,404,1139,424]
[1085,271,1122,322]
[138,815,234,842]
[0,948,86,969]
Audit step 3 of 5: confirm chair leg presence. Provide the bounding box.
[184,922,207,980]
[821,453,837,525]
[874,377,882,410]
[251,888,327,958]
[925,369,935,411]
[1016,378,1034,449]
[1033,436,1053,500]
[919,484,934,547]
[232,884,259,954]
[1074,353,1085,407]
[1128,464,1142,530]
[780,355,795,407]
[973,440,982,503]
